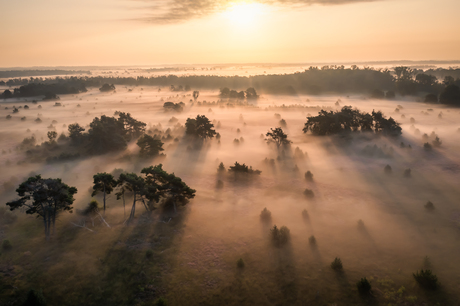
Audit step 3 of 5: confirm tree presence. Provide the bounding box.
[245,87,258,99]
[117,112,146,139]
[6,175,77,240]
[99,83,115,92]
[68,123,85,145]
[92,173,117,213]
[439,84,460,106]
[185,115,217,139]
[47,131,57,143]
[163,102,184,112]
[193,90,199,101]
[87,115,127,154]
[137,134,164,157]
[265,127,291,148]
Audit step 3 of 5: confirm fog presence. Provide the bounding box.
[1,80,460,305]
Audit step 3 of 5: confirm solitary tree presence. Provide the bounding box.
[92,173,117,213]
[266,127,291,148]
[6,175,77,240]
[47,131,57,143]
[185,115,216,139]
[193,90,199,101]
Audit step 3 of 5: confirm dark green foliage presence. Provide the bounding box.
[303,189,314,198]
[266,127,291,148]
[237,258,245,268]
[424,93,438,103]
[384,164,392,174]
[145,250,153,259]
[304,171,313,181]
[6,175,77,240]
[331,257,343,271]
[308,235,316,246]
[260,207,272,222]
[439,84,460,105]
[2,239,12,250]
[81,200,100,217]
[99,83,115,92]
[137,134,164,157]
[270,225,290,247]
[424,201,435,211]
[68,123,85,145]
[185,115,216,139]
[228,162,261,175]
[357,278,372,294]
[117,112,147,140]
[23,289,46,306]
[413,270,438,289]
[303,106,402,136]
[87,115,126,154]
[92,173,117,213]
[163,102,184,112]
[155,297,167,306]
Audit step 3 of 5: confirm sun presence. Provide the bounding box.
[223,2,266,27]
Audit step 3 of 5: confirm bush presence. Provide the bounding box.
[2,239,12,250]
[357,278,372,294]
[237,258,245,268]
[432,136,442,147]
[331,257,343,271]
[384,164,392,174]
[424,201,435,211]
[302,209,309,220]
[303,189,314,198]
[404,168,411,178]
[145,250,153,259]
[217,162,225,173]
[23,289,46,306]
[424,142,432,151]
[309,235,317,246]
[304,171,313,181]
[413,269,438,289]
[260,207,272,222]
[271,225,290,247]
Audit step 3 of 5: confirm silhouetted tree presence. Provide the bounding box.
[99,83,115,92]
[47,131,57,143]
[92,173,117,213]
[439,84,460,106]
[265,127,291,148]
[193,90,199,101]
[68,123,85,145]
[6,175,77,240]
[185,115,216,139]
[137,134,164,157]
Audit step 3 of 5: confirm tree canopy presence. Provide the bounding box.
[137,134,164,157]
[185,115,216,139]
[266,127,291,148]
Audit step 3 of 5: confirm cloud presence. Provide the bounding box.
[135,0,380,23]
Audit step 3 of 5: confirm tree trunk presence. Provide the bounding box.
[103,184,106,214]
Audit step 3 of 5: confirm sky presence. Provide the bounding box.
[1,0,460,67]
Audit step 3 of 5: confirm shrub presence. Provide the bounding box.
[308,235,316,246]
[331,257,343,271]
[404,168,411,178]
[2,239,12,250]
[271,225,290,247]
[237,258,245,268]
[303,189,314,198]
[302,209,309,220]
[217,162,225,173]
[145,250,153,259]
[413,270,438,289]
[305,171,313,181]
[432,137,442,147]
[260,207,272,222]
[384,164,392,174]
[23,289,46,306]
[424,201,435,211]
[357,278,372,294]
[423,142,432,151]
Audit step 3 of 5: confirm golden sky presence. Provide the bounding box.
[1,0,460,67]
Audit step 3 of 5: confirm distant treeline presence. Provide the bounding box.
[0,82,87,99]
[1,66,460,103]
[0,70,91,78]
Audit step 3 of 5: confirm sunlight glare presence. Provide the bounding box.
[223,2,266,27]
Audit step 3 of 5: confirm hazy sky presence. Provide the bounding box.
[1,0,460,67]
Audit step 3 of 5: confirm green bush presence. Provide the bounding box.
[413,269,438,289]
[271,225,290,247]
[237,258,245,268]
[357,277,371,294]
[2,239,12,250]
[331,257,343,271]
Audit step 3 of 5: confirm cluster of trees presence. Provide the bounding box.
[163,102,184,112]
[0,70,91,78]
[219,87,258,100]
[5,165,195,239]
[185,115,216,139]
[303,106,402,136]
[0,82,87,99]
[99,83,115,92]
